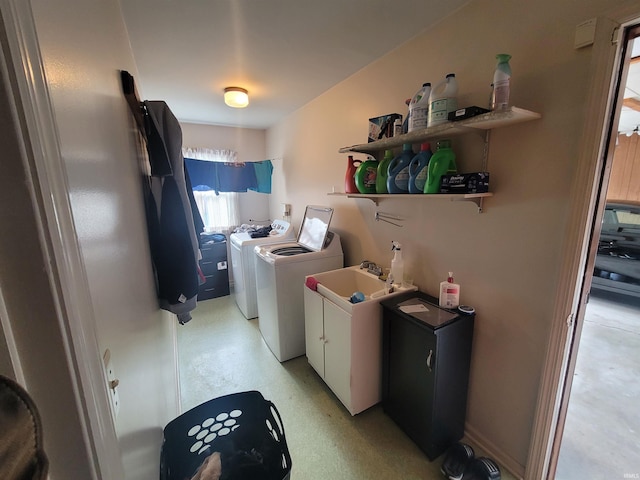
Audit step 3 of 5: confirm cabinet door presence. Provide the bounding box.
[323,300,352,409]
[303,288,325,377]
[385,314,437,456]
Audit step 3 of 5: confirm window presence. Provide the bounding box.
[183,148,240,232]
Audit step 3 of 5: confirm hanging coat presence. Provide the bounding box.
[143,100,202,324]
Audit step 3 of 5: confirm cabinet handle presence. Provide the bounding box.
[426,349,433,372]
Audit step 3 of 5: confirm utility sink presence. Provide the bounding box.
[307,265,415,312]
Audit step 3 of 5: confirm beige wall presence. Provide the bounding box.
[266,0,632,473]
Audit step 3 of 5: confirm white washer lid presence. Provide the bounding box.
[296,205,333,252]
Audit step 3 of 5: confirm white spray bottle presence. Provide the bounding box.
[390,241,404,287]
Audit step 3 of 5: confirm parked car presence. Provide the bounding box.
[591,201,640,299]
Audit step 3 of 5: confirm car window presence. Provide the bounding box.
[603,204,640,230]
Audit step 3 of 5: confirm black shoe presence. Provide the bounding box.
[441,442,475,480]
[462,457,501,480]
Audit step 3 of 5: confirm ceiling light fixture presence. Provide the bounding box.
[224,87,249,108]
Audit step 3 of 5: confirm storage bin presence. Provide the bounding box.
[160,391,291,480]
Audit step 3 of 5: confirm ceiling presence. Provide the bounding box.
[120,0,471,130]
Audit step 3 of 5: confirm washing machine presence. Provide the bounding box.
[254,206,343,362]
[230,219,294,319]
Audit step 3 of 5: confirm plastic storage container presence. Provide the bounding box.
[428,74,458,127]
[387,144,414,194]
[408,143,432,194]
[424,139,457,194]
[491,54,512,111]
[160,390,292,480]
[376,150,394,194]
[355,156,378,194]
[344,155,361,194]
[408,82,431,132]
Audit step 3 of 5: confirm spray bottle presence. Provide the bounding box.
[390,241,404,287]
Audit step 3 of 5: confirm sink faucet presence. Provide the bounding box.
[360,260,382,277]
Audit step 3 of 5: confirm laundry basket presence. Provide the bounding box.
[160,391,292,480]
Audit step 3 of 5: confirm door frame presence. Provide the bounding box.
[527,4,640,479]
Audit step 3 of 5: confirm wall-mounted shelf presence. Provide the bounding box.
[338,107,541,155]
[328,192,493,211]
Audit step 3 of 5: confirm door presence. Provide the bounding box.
[384,312,436,451]
[303,288,325,377]
[549,22,640,479]
[323,299,351,409]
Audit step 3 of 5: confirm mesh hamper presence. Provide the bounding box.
[160,391,292,480]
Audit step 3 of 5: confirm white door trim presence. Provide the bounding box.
[526,4,640,479]
[0,0,123,477]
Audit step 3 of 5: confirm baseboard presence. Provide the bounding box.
[464,423,525,480]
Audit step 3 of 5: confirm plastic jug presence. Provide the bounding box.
[424,139,457,194]
[354,156,378,194]
[344,155,361,194]
[376,150,394,194]
[428,74,458,127]
[408,143,432,193]
[408,82,431,132]
[491,54,512,111]
[387,144,414,194]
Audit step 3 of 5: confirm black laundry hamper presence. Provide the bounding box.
[160,391,292,480]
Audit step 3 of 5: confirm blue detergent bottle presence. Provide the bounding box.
[387,144,414,194]
[424,139,457,194]
[408,143,432,193]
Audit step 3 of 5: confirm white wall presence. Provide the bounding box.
[265,0,630,475]
[25,0,180,477]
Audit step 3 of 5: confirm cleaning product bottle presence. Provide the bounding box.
[408,143,432,193]
[408,82,432,132]
[376,150,394,194]
[354,156,378,194]
[344,155,361,194]
[439,272,460,308]
[491,54,512,111]
[428,73,458,126]
[393,118,403,137]
[387,144,414,194]
[424,139,457,194]
[390,241,404,287]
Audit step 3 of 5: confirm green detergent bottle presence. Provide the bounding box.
[424,139,457,194]
[355,156,378,194]
[376,150,394,194]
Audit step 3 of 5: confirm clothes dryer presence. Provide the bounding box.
[254,206,343,362]
[230,220,294,319]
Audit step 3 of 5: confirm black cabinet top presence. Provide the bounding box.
[381,291,472,330]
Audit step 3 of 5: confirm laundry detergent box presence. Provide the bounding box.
[439,172,490,194]
[368,113,402,142]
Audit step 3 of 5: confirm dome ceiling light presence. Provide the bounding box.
[224,87,249,108]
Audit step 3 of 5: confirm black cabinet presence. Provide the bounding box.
[381,291,474,460]
[198,238,230,300]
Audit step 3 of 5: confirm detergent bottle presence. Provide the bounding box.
[376,150,394,193]
[354,156,378,194]
[387,144,414,194]
[491,54,512,111]
[408,143,432,193]
[408,82,431,132]
[424,139,457,194]
[344,155,361,194]
[428,74,458,126]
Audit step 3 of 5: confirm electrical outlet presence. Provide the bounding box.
[103,349,120,420]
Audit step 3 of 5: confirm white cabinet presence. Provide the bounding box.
[304,287,384,415]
